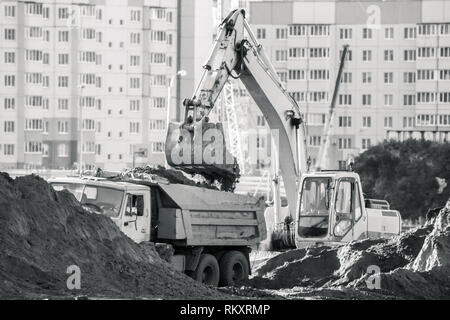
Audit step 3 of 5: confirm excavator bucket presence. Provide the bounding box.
[165,119,240,191]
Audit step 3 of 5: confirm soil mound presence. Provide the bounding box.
[0,173,226,299]
[248,199,450,299]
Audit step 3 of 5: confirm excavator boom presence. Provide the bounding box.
[165,9,308,215]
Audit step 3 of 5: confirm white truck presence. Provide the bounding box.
[50,176,266,287]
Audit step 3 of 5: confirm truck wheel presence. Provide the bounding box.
[193,254,220,286]
[219,251,249,286]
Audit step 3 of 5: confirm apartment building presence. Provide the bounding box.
[0,0,212,171]
[243,0,450,170]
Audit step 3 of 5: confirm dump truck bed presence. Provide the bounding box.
[150,182,267,247]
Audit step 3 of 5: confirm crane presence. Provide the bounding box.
[166,9,401,249]
[315,44,349,171]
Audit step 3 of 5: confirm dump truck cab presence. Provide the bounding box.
[50,177,152,243]
[295,171,402,248]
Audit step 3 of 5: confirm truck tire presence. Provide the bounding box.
[193,254,220,286]
[219,250,249,286]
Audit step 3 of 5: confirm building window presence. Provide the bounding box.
[384,50,394,61]
[130,32,141,45]
[25,119,43,130]
[57,121,69,134]
[58,99,69,110]
[338,138,352,149]
[339,28,352,39]
[151,30,166,42]
[403,49,416,61]
[4,52,15,63]
[3,144,15,155]
[150,97,166,108]
[149,75,166,86]
[362,116,371,128]
[4,75,15,87]
[4,121,15,133]
[361,139,371,150]
[384,94,393,106]
[362,28,372,39]
[152,142,165,153]
[289,47,306,59]
[130,77,141,89]
[79,51,96,63]
[338,94,352,106]
[130,9,141,22]
[26,3,43,15]
[341,72,352,83]
[276,28,287,39]
[275,50,287,62]
[417,92,436,103]
[385,27,394,39]
[362,50,372,62]
[58,76,69,88]
[384,72,393,84]
[310,69,329,80]
[130,100,140,111]
[256,28,266,39]
[58,53,69,65]
[58,7,69,19]
[4,5,15,17]
[362,94,372,106]
[418,24,436,36]
[4,28,16,40]
[150,53,165,64]
[404,27,416,39]
[58,143,68,157]
[440,70,450,81]
[417,69,435,81]
[58,31,69,42]
[403,117,415,128]
[362,72,372,83]
[384,116,393,128]
[25,141,42,153]
[149,119,166,130]
[310,25,329,36]
[130,122,140,134]
[417,47,435,58]
[288,69,305,80]
[309,136,321,146]
[338,116,352,127]
[403,94,415,106]
[4,98,15,110]
[310,47,329,58]
[289,25,306,37]
[403,72,416,83]
[81,28,96,40]
[441,47,450,57]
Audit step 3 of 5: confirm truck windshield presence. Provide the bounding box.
[298,177,332,238]
[51,183,124,218]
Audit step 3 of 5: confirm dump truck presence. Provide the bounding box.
[49,176,266,286]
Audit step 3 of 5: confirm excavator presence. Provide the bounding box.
[166,9,401,250]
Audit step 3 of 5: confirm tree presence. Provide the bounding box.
[354,139,450,220]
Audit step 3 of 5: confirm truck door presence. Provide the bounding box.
[121,192,150,243]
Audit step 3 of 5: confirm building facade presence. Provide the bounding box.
[0,0,212,171]
[245,0,450,170]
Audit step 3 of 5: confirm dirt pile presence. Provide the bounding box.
[246,200,450,299]
[0,173,227,299]
[124,166,239,192]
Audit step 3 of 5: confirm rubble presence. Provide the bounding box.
[0,173,228,299]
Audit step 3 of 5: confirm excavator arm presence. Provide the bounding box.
[165,9,309,215]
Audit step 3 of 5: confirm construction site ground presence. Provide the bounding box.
[1,173,449,300]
